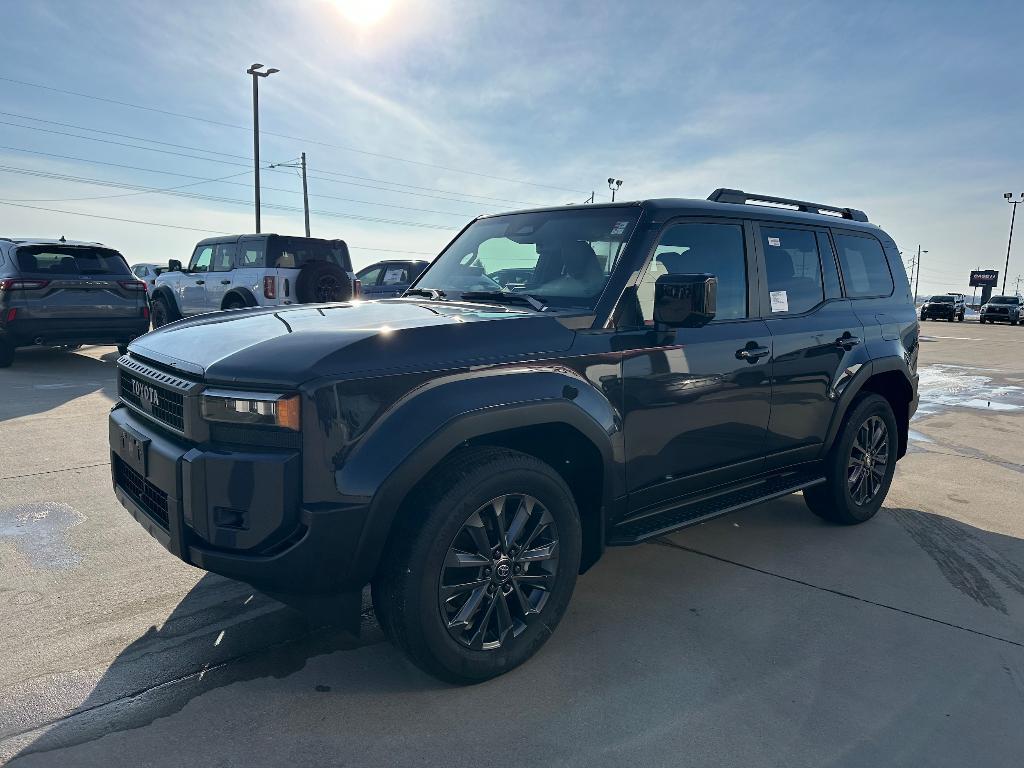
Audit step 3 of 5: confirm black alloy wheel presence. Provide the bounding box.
[314,274,344,302]
[847,415,890,506]
[150,297,170,328]
[804,393,898,525]
[439,494,559,651]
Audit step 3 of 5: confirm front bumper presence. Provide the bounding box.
[980,311,1016,323]
[920,308,955,319]
[109,404,370,603]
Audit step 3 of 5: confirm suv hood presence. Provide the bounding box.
[128,300,579,386]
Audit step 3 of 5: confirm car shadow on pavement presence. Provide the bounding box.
[0,346,120,424]
[9,499,1024,765]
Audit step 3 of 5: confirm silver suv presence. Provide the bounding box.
[0,238,150,367]
[150,234,357,328]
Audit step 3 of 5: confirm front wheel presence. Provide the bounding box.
[150,296,174,328]
[804,393,898,525]
[373,447,581,683]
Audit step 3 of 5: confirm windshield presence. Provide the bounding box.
[267,236,350,269]
[15,245,130,276]
[990,296,1018,304]
[928,295,954,302]
[415,208,640,309]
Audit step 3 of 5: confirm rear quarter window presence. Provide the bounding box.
[833,233,894,298]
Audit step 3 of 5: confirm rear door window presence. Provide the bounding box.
[16,246,131,276]
[212,243,236,272]
[382,265,411,285]
[759,227,825,314]
[833,233,894,297]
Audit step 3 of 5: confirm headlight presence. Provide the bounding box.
[201,390,300,431]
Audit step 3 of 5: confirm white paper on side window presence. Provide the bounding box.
[383,267,406,284]
[768,237,781,247]
[770,290,789,312]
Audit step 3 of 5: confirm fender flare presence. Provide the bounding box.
[149,286,182,319]
[821,355,916,454]
[221,287,258,309]
[334,368,621,584]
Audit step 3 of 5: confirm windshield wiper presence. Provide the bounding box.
[459,290,548,311]
[404,288,447,300]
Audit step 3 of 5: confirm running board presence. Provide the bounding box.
[608,471,825,545]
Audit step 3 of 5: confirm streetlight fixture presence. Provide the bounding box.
[607,178,623,202]
[247,63,279,233]
[1002,192,1024,295]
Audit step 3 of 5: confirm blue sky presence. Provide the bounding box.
[1,0,1022,295]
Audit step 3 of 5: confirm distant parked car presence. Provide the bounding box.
[0,238,149,367]
[356,259,429,298]
[131,262,165,290]
[151,234,357,328]
[980,295,1023,325]
[920,294,964,322]
[487,267,535,288]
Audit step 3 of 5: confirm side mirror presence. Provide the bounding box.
[653,273,717,328]
[168,259,182,272]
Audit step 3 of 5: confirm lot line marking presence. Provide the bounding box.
[0,461,110,482]
[653,538,1024,649]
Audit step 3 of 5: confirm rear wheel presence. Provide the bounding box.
[0,335,14,368]
[373,447,581,683]
[223,296,246,311]
[804,393,898,525]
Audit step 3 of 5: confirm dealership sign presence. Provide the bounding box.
[969,270,999,287]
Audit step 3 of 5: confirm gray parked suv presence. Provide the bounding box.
[0,238,150,367]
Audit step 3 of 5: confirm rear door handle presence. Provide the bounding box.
[736,344,770,362]
[220,279,231,285]
[195,279,205,285]
[835,334,861,350]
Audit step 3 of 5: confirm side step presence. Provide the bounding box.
[608,470,825,545]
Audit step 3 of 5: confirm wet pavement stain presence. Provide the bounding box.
[915,364,1024,417]
[0,501,85,569]
[890,508,1024,614]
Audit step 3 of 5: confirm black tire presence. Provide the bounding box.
[295,261,352,304]
[957,313,964,322]
[117,344,129,355]
[0,335,14,368]
[372,447,582,683]
[223,296,247,311]
[150,295,178,328]
[804,393,898,525]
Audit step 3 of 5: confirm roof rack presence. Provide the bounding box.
[707,188,869,223]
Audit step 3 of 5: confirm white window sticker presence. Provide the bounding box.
[610,221,630,236]
[770,290,789,312]
[382,267,407,285]
[768,236,781,247]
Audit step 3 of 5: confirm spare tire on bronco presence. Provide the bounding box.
[296,261,353,303]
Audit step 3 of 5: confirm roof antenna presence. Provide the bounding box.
[58,235,66,243]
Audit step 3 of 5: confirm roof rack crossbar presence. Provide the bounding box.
[707,188,869,222]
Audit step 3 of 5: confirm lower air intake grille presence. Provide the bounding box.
[114,455,169,528]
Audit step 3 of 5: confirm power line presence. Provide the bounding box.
[0,75,587,194]
[0,164,459,230]
[0,199,437,255]
[0,114,539,206]
[0,145,472,216]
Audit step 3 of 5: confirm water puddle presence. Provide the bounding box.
[0,502,85,569]
[915,364,1024,417]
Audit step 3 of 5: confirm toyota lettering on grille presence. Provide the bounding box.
[131,379,160,409]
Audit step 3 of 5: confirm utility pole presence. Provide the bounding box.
[607,178,623,202]
[247,63,279,233]
[269,153,311,236]
[1002,193,1024,295]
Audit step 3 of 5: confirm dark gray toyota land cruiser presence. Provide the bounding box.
[109,189,919,682]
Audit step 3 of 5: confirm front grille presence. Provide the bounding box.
[119,369,185,431]
[990,307,1008,314]
[114,455,169,528]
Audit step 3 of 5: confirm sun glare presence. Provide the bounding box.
[334,0,395,27]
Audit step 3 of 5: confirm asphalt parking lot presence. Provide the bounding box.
[2,320,1024,767]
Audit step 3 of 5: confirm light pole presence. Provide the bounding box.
[247,63,279,233]
[913,245,928,304]
[270,153,311,236]
[1002,193,1024,295]
[607,178,622,202]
